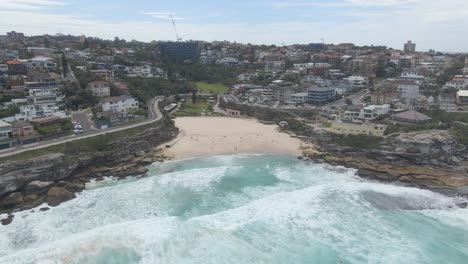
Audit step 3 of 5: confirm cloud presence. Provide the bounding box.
[0,0,65,10]
[143,11,187,20]
[344,0,417,7]
[0,1,467,52]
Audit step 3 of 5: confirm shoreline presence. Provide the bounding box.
[161,117,313,160]
[2,116,467,224]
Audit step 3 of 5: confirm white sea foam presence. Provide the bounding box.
[0,154,466,264]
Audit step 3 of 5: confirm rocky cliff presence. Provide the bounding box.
[0,118,178,215]
[304,130,468,197]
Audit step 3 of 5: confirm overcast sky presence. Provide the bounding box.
[1,0,467,52]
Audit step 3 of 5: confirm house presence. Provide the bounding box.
[87,81,111,97]
[343,76,368,89]
[392,110,432,124]
[97,110,129,127]
[438,93,457,112]
[306,86,335,105]
[25,72,63,104]
[330,121,387,137]
[100,95,139,112]
[22,57,56,72]
[29,116,65,127]
[0,64,8,74]
[265,61,285,73]
[321,106,345,120]
[11,120,35,137]
[371,92,399,105]
[359,104,390,120]
[113,82,129,92]
[343,107,362,121]
[456,90,468,105]
[6,60,26,75]
[0,120,12,139]
[226,109,241,116]
[395,80,420,99]
[16,103,61,121]
[288,92,308,105]
[90,70,111,81]
[400,71,425,85]
[347,59,375,76]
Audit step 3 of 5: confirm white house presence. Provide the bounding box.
[22,57,56,72]
[288,92,308,105]
[100,95,139,112]
[359,104,390,120]
[400,71,425,85]
[343,76,368,89]
[15,103,63,121]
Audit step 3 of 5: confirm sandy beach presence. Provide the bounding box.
[162,117,308,159]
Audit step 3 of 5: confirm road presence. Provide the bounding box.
[0,96,163,158]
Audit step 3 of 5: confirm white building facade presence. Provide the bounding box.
[101,95,139,112]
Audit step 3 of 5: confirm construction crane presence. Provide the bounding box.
[170,14,182,42]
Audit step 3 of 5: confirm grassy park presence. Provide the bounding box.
[193,82,229,94]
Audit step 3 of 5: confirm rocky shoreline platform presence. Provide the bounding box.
[0,118,178,225]
[301,130,468,201]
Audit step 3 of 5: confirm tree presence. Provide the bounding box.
[82,38,90,50]
[192,90,197,104]
[61,53,68,76]
[345,98,353,105]
[43,37,50,48]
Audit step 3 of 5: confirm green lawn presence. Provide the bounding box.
[193,82,229,94]
[176,100,212,117]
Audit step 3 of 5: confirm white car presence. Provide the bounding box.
[73,129,83,134]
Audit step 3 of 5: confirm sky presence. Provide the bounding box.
[0,0,467,52]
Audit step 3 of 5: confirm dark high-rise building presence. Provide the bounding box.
[160,42,200,61]
[403,40,416,53]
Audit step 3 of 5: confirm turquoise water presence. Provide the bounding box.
[0,154,467,263]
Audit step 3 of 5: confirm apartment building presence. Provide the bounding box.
[100,95,139,112]
[330,121,387,137]
[87,81,111,98]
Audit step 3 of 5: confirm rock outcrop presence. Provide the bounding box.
[24,181,54,196]
[305,130,468,197]
[0,117,178,214]
[0,154,79,198]
[46,187,75,207]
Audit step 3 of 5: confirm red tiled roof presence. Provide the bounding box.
[6,60,22,65]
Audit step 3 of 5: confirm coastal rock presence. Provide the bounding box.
[20,195,46,210]
[139,158,154,166]
[23,181,54,196]
[136,167,148,175]
[0,154,79,198]
[390,131,458,164]
[1,215,14,225]
[357,168,395,181]
[134,150,146,157]
[24,194,39,202]
[46,187,75,207]
[55,181,85,193]
[0,192,24,208]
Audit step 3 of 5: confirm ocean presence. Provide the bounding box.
[0,154,467,263]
